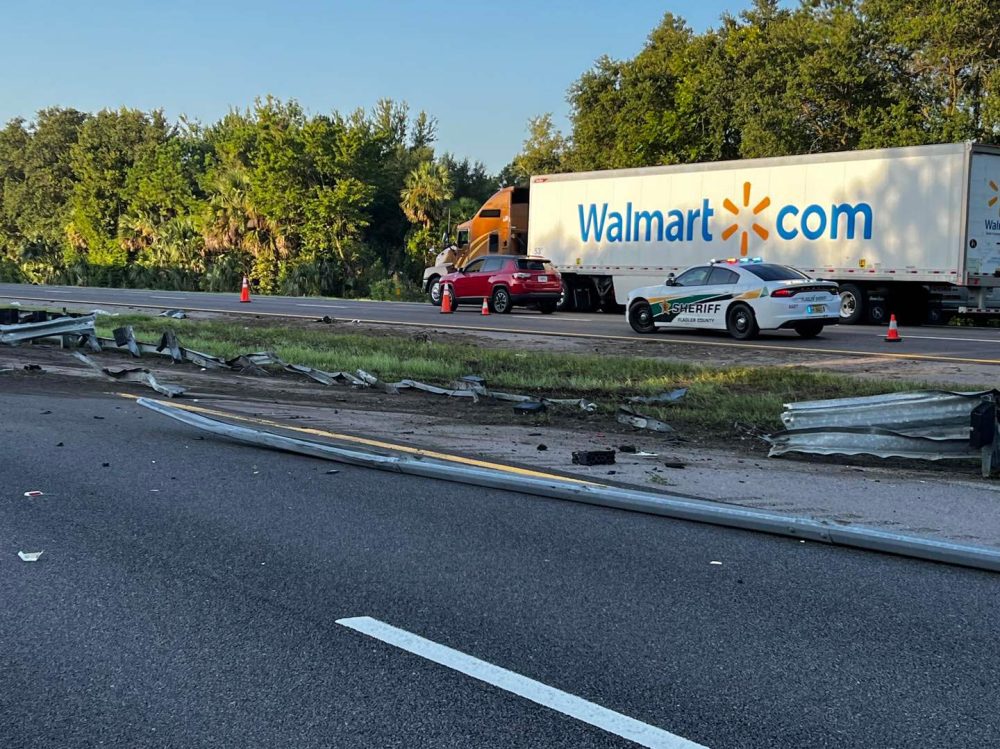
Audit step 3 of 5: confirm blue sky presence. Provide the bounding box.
[2,0,769,171]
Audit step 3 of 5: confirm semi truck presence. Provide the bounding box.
[422,142,1000,323]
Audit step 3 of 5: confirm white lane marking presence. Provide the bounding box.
[294,303,348,309]
[150,295,187,300]
[872,333,1000,344]
[337,616,706,749]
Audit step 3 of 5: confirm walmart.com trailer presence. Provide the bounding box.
[528,142,1000,323]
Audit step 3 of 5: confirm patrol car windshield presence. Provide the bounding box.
[744,264,809,281]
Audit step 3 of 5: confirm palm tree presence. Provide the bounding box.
[400,161,453,231]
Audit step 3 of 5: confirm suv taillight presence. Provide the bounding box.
[512,272,531,280]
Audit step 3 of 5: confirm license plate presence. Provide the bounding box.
[536,275,548,282]
[807,304,827,314]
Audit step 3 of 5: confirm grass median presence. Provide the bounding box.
[94,313,954,440]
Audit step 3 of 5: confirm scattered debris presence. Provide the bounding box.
[513,401,547,414]
[159,309,187,319]
[634,451,659,458]
[325,469,340,475]
[709,560,723,566]
[73,352,186,397]
[536,444,548,451]
[617,406,675,433]
[90,308,117,316]
[628,388,688,405]
[23,364,43,372]
[572,450,616,466]
[23,491,44,497]
[0,308,19,325]
[317,315,334,324]
[18,551,43,562]
[618,445,637,453]
[662,459,687,469]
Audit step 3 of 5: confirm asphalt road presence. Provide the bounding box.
[2,281,1000,365]
[2,380,999,748]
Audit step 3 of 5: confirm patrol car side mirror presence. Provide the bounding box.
[665,273,676,286]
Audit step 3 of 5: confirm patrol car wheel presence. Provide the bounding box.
[628,301,656,334]
[793,321,824,338]
[726,303,759,340]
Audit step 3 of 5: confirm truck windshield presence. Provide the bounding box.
[745,264,809,281]
[516,259,555,272]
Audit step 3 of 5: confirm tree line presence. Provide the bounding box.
[0,98,495,296]
[507,0,1000,179]
[3,0,999,295]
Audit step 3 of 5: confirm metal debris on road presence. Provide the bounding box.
[0,313,96,346]
[159,309,187,319]
[18,551,44,562]
[628,388,688,405]
[73,352,186,397]
[513,401,547,414]
[572,450,616,466]
[136,396,1000,574]
[23,491,44,497]
[617,406,675,433]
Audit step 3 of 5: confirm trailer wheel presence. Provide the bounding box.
[726,303,759,340]
[628,301,656,334]
[838,283,865,325]
[557,279,574,312]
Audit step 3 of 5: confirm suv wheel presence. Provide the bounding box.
[491,286,512,314]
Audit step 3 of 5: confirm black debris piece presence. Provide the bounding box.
[618,445,637,453]
[513,401,546,414]
[536,444,548,451]
[572,450,616,466]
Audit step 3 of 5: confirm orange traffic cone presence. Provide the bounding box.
[440,286,453,314]
[240,275,251,303]
[885,314,902,342]
[481,297,490,315]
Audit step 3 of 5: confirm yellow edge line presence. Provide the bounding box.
[10,293,1000,366]
[118,393,593,485]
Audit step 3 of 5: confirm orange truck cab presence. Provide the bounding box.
[422,186,529,305]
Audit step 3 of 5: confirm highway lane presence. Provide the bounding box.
[2,380,999,748]
[2,281,1000,365]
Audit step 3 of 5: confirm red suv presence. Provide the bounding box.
[437,255,562,313]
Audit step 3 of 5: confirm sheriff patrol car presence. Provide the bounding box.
[625,258,841,339]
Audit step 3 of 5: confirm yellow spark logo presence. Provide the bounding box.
[989,180,999,213]
[721,182,770,256]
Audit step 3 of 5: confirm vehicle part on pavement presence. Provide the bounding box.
[138,397,1000,573]
[0,313,96,346]
[74,352,186,398]
[18,551,43,562]
[617,406,675,433]
[628,389,688,405]
[572,450,616,466]
[158,309,187,319]
[766,389,1000,476]
[513,401,546,414]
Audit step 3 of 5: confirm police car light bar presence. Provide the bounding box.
[710,257,763,264]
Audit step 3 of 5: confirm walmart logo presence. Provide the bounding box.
[578,180,873,252]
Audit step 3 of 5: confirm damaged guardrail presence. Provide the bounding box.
[766,390,1000,476]
[138,397,1000,573]
[0,313,96,346]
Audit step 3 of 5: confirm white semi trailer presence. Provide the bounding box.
[521,142,1000,323]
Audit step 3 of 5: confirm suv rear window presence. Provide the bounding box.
[516,259,555,272]
[744,264,809,281]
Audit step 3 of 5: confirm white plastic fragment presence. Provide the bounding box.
[709,560,723,565]
[18,551,43,562]
[23,490,43,497]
